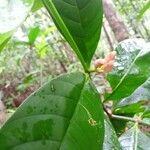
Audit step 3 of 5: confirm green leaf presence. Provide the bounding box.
[42,0,103,71]
[110,118,127,136]
[28,27,41,45]
[137,1,150,20]
[114,78,150,114]
[106,39,150,101]
[119,125,150,150]
[103,116,122,150]
[142,108,150,118]
[32,0,43,12]
[0,32,12,52]
[17,72,38,92]
[0,0,34,51]
[0,72,104,149]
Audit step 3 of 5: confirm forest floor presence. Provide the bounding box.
[0,84,36,127]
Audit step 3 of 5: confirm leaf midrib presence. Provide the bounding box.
[59,77,86,149]
[106,50,142,101]
[133,125,138,150]
[42,0,88,71]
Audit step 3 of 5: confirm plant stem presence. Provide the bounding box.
[102,99,150,127]
[88,68,96,73]
[106,112,150,127]
[100,87,150,127]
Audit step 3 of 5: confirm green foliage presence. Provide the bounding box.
[0,0,34,52]
[32,0,43,12]
[0,33,12,52]
[17,72,38,92]
[106,39,150,101]
[119,125,150,149]
[137,1,150,20]
[35,26,56,58]
[103,116,122,150]
[0,72,104,149]
[110,118,127,136]
[114,78,150,114]
[28,27,41,45]
[1,0,150,149]
[42,0,103,71]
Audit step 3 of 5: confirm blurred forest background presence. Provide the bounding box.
[0,0,150,124]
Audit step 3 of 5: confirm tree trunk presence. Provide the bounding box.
[103,24,114,51]
[103,0,129,42]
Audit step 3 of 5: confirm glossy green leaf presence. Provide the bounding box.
[119,125,150,150]
[0,72,104,150]
[0,0,34,51]
[103,116,122,150]
[106,39,150,101]
[28,26,40,45]
[114,78,150,114]
[110,118,127,136]
[42,0,103,71]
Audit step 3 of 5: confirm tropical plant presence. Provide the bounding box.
[0,0,150,150]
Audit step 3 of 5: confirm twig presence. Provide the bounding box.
[104,106,150,127]
[111,114,150,127]
[101,91,150,127]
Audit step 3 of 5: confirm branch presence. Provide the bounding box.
[111,114,150,127]
[104,106,150,127]
[99,86,150,127]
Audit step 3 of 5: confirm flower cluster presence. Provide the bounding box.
[94,51,116,73]
[93,51,116,95]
